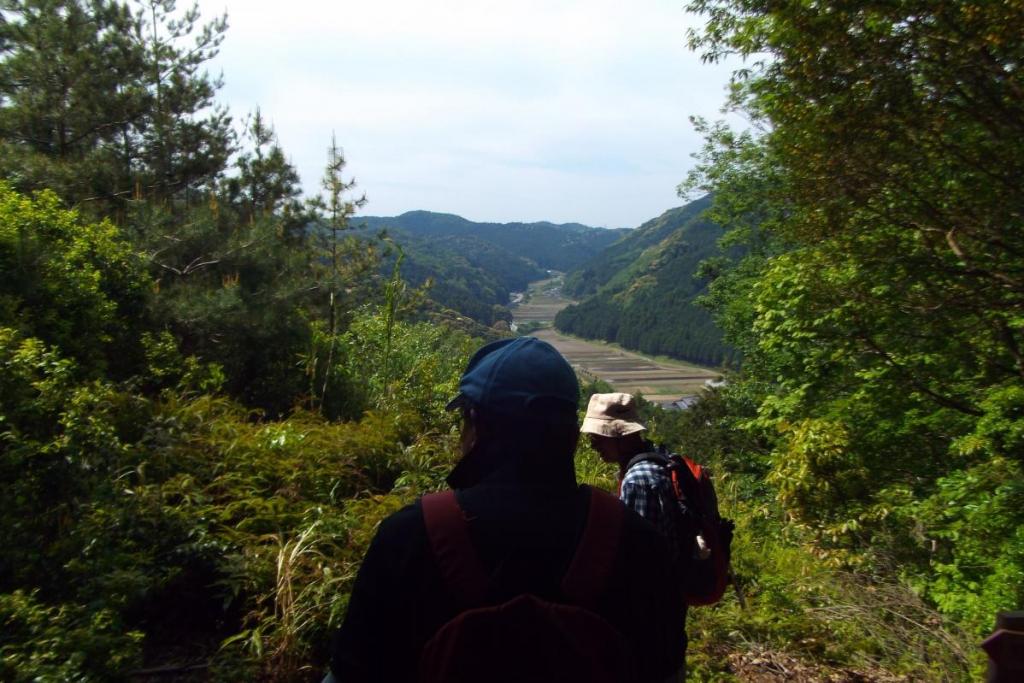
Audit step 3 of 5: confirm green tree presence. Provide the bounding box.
[133,0,232,206]
[684,0,1024,636]
[227,108,303,228]
[305,136,377,418]
[125,105,313,415]
[0,0,146,204]
[0,0,232,212]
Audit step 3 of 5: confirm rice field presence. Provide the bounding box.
[511,276,720,404]
[534,328,719,403]
[511,276,568,323]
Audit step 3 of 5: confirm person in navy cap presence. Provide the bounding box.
[327,337,685,682]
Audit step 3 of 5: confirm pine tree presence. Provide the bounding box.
[304,135,372,415]
[0,0,145,203]
[227,108,303,229]
[132,0,231,206]
[0,0,232,212]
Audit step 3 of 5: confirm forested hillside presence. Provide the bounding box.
[350,211,628,328]
[371,230,544,327]
[555,196,737,366]
[561,196,713,298]
[356,210,628,272]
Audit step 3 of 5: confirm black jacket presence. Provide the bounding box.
[330,445,686,682]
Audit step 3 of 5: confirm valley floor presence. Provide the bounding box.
[534,327,720,403]
[512,276,721,403]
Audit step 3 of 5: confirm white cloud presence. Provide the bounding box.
[197,0,738,226]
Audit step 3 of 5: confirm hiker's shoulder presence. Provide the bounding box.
[615,502,676,573]
[607,489,667,541]
[622,455,671,486]
[368,498,428,549]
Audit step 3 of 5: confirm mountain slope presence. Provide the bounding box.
[356,211,628,272]
[383,230,545,325]
[555,195,737,367]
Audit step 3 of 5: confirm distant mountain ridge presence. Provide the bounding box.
[350,210,630,328]
[556,195,738,367]
[356,211,629,273]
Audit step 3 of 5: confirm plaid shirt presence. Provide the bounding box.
[620,456,681,562]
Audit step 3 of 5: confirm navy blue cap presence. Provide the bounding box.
[446,337,579,418]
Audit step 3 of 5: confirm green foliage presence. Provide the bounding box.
[574,443,617,493]
[682,0,1024,660]
[911,457,1024,634]
[18,0,1018,676]
[0,327,145,592]
[141,330,225,395]
[0,590,143,682]
[0,0,145,203]
[0,3,508,679]
[626,387,981,678]
[224,109,304,229]
[1,316,473,679]
[0,0,232,210]
[685,517,978,680]
[0,160,481,678]
[337,310,474,423]
[0,183,150,376]
[136,197,322,415]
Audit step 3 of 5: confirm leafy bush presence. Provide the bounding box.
[1,308,474,679]
[0,183,150,377]
[685,467,980,681]
[0,591,142,682]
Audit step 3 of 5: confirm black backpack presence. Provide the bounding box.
[626,451,734,605]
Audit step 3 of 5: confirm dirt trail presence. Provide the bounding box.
[511,276,720,403]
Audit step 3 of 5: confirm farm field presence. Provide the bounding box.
[510,275,569,324]
[534,328,719,403]
[511,277,720,403]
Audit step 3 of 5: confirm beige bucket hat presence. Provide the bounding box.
[580,392,646,437]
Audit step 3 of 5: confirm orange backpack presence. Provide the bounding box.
[625,451,734,606]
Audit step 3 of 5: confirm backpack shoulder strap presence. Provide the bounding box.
[561,486,625,609]
[625,450,672,472]
[680,455,705,481]
[421,490,489,608]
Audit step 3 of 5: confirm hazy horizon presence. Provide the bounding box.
[351,206,644,231]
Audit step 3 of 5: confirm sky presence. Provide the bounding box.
[196,0,738,228]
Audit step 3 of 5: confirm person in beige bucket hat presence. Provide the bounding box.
[582,392,690,679]
[581,392,647,438]
[581,392,653,476]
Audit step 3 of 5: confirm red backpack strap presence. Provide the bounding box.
[421,491,489,607]
[682,455,704,483]
[561,486,625,608]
